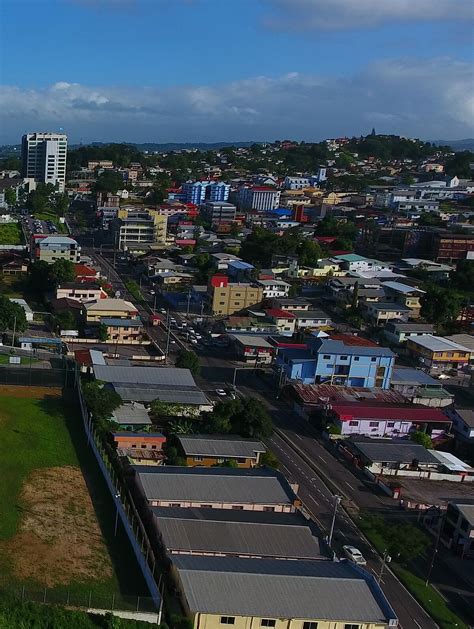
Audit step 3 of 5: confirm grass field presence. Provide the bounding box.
[0,222,23,245]
[0,354,39,365]
[0,387,148,606]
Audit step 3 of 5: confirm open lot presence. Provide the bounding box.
[0,385,147,602]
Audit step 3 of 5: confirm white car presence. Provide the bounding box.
[342,545,367,566]
[215,389,227,396]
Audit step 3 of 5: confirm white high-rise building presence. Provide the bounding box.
[22,132,68,192]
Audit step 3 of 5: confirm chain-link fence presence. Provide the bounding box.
[3,585,158,613]
[0,347,76,387]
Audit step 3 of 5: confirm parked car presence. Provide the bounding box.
[215,389,227,396]
[342,546,367,566]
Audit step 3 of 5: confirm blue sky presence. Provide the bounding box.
[1,0,473,143]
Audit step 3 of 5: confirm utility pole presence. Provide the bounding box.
[328,495,342,547]
[153,293,157,313]
[165,309,171,357]
[426,512,443,586]
[378,549,391,584]
[186,290,191,317]
[11,315,17,350]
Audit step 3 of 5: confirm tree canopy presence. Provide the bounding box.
[0,295,28,334]
[420,286,463,326]
[175,350,201,376]
[82,380,122,422]
[202,397,273,440]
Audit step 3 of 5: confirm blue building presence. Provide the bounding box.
[182,181,209,205]
[276,334,394,389]
[208,182,230,202]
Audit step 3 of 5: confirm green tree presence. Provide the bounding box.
[98,323,109,342]
[451,260,474,293]
[420,287,463,326]
[231,397,273,439]
[0,295,28,334]
[386,523,431,565]
[297,239,322,267]
[82,380,122,422]
[176,349,201,376]
[4,187,17,207]
[53,310,76,332]
[260,450,279,469]
[51,192,69,216]
[445,150,474,178]
[49,259,76,286]
[410,430,433,449]
[92,171,124,195]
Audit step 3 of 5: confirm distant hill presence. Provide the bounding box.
[70,141,259,151]
[431,139,474,152]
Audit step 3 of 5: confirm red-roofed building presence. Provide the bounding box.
[74,264,99,282]
[330,403,451,439]
[265,309,297,334]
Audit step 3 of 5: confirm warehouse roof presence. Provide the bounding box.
[133,466,297,505]
[150,506,311,527]
[111,403,151,425]
[172,555,396,622]
[94,365,197,386]
[177,435,265,458]
[230,334,273,348]
[391,367,440,387]
[112,385,209,406]
[382,281,425,295]
[155,515,321,559]
[407,335,471,353]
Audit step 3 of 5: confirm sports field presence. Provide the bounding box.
[0,386,147,603]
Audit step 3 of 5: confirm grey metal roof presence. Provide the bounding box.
[230,334,272,348]
[293,309,331,320]
[391,367,440,387]
[350,439,439,465]
[312,337,394,357]
[155,516,321,559]
[388,322,434,332]
[407,335,471,353]
[172,556,395,622]
[456,504,474,525]
[111,403,151,425]
[94,365,197,386]
[150,506,313,528]
[455,408,474,428]
[112,385,209,406]
[382,281,425,295]
[134,466,296,505]
[177,435,265,458]
[367,302,411,312]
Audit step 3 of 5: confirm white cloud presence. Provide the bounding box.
[264,0,474,30]
[1,58,473,143]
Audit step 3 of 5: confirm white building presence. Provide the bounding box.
[22,132,67,192]
[256,279,291,299]
[238,187,281,212]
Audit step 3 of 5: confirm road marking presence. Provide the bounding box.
[345,481,355,490]
[317,455,327,462]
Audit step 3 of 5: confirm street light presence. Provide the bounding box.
[378,548,392,583]
[328,495,342,547]
[114,491,121,537]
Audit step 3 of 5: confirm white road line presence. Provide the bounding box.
[345,481,355,490]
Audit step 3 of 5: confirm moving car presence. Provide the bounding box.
[342,545,367,566]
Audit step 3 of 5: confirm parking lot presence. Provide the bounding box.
[22,216,59,238]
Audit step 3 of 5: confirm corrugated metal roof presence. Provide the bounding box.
[382,281,425,295]
[94,365,197,386]
[172,556,395,622]
[150,506,310,527]
[391,367,439,386]
[113,386,209,405]
[349,439,439,464]
[332,404,448,423]
[134,466,296,505]
[408,335,471,353]
[111,403,151,425]
[230,334,272,348]
[177,435,265,458]
[292,383,406,405]
[156,517,321,559]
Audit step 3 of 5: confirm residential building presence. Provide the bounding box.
[362,302,411,325]
[56,282,107,303]
[132,466,300,512]
[276,334,395,388]
[446,408,474,442]
[74,263,100,282]
[9,298,33,323]
[265,309,296,334]
[32,235,80,264]
[442,503,474,558]
[443,334,474,363]
[84,298,138,323]
[112,432,166,466]
[21,132,67,191]
[381,281,425,318]
[208,181,230,202]
[201,201,236,224]
[383,322,434,345]
[406,335,471,373]
[111,403,153,431]
[237,186,281,212]
[226,260,255,282]
[150,507,322,560]
[333,254,390,274]
[209,275,263,316]
[256,279,291,299]
[270,297,311,312]
[432,232,474,262]
[176,435,266,468]
[230,334,275,364]
[111,209,167,250]
[182,181,209,204]
[171,555,398,629]
[293,309,332,329]
[100,317,144,342]
[390,367,453,408]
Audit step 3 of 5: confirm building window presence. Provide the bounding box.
[261,621,276,627]
[349,420,358,426]
[170,503,181,507]
[217,457,225,463]
[354,356,360,361]
[263,506,275,512]
[303,623,318,629]
[200,504,213,508]
[371,357,377,362]
[220,618,235,625]
[340,355,348,360]
[231,505,244,510]
[387,422,395,427]
[369,422,378,427]
[344,625,359,629]
[131,444,137,448]
[323,355,331,360]
[194,456,203,462]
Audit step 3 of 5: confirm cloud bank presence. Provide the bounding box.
[1,58,473,143]
[264,0,474,30]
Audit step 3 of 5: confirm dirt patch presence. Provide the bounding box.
[2,466,113,587]
[0,385,62,399]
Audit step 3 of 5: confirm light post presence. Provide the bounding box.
[328,495,342,547]
[114,491,121,536]
[378,549,391,584]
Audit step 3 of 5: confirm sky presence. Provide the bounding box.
[0,0,473,144]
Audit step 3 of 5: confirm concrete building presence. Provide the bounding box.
[113,431,166,465]
[132,466,300,512]
[32,235,80,264]
[176,435,266,468]
[383,322,434,345]
[111,208,167,250]
[209,275,263,316]
[84,298,138,323]
[432,232,474,263]
[201,201,236,224]
[238,186,281,212]
[406,335,471,374]
[447,408,474,442]
[56,282,107,303]
[100,317,144,342]
[381,281,425,318]
[171,555,398,629]
[22,132,67,192]
[230,334,275,364]
[362,302,411,325]
[442,503,474,558]
[256,279,291,299]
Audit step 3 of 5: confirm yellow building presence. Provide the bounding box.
[171,555,398,629]
[209,276,263,316]
[406,335,471,374]
[177,435,265,468]
[113,208,167,250]
[84,298,139,323]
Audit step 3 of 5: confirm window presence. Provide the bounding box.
[131,444,137,448]
[170,503,181,507]
[200,504,213,508]
[220,618,235,625]
[261,621,276,627]
[323,355,331,360]
[369,421,378,427]
[340,355,348,361]
[349,420,358,426]
[263,506,275,512]
[387,422,395,427]
[344,625,359,629]
[217,457,225,463]
[303,623,318,629]
[194,456,203,462]
[371,357,377,362]
[354,356,360,361]
[231,505,244,510]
